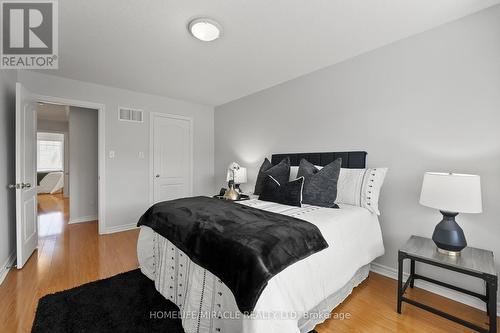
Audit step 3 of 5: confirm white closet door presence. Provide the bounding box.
[152,113,193,204]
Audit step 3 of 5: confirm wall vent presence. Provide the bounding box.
[119,107,143,123]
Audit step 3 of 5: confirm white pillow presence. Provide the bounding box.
[289,166,299,181]
[289,165,322,180]
[336,168,387,215]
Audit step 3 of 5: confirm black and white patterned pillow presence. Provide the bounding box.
[253,157,290,195]
[336,168,388,215]
[296,158,342,208]
[259,175,304,207]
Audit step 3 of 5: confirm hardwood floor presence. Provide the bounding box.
[0,193,497,332]
[0,194,139,333]
[315,273,498,333]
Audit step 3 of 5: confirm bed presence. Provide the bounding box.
[137,151,385,333]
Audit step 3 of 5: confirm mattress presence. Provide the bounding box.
[137,199,384,333]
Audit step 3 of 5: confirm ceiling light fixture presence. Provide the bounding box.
[188,18,222,42]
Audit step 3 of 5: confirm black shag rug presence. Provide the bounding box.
[32,269,184,333]
[32,268,319,333]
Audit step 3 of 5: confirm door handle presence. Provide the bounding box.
[9,183,33,189]
[7,183,30,189]
[155,174,160,178]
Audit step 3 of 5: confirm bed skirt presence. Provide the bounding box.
[298,264,369,332]
[138,226,370,333]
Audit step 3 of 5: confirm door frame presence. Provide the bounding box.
[32,93,106,235]
[149,112,194,204]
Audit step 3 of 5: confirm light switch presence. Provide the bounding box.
[138,151,145,159]
[109,150,115,159]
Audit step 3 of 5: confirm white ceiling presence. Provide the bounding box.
[47,0,500,106]
[37,103,68,122]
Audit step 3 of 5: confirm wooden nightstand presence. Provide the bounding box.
[398,235,497,333]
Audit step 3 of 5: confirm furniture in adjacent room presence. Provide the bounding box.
[397,235,497,333]
[37,171,64,194]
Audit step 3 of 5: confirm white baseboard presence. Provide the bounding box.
[101,223,138,234]
[370,262,500,315]
[0,252,16,285]
[68,215,98,224]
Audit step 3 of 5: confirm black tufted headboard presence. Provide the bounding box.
[271,151,367,169]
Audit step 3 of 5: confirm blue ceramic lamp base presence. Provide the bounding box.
[432,211,467,256]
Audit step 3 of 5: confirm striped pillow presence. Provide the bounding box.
[335,168,387,215]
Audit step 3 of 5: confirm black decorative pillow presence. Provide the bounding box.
[253,157,290,195]
[259,175,304,207]
[296,158,342,208]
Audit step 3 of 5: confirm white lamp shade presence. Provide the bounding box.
[419,172,482,213]
[226,167,247,184]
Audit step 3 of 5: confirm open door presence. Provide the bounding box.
[13,83,38,269]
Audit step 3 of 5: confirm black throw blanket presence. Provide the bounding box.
[137,196,328,313]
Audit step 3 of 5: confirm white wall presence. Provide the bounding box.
[68,107,98,222]
[0,70,17,283]
[63,131,69,198]
[37,119,68,132]
[215,6,500,307]
[19,71,215,233]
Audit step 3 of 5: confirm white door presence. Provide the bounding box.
[14,83,38,269]
[152,113,193,203]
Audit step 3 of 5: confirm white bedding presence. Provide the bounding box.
[137,199,384,333]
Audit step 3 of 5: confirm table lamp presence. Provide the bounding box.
[419,172,482,256]
[226,162,247,193]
